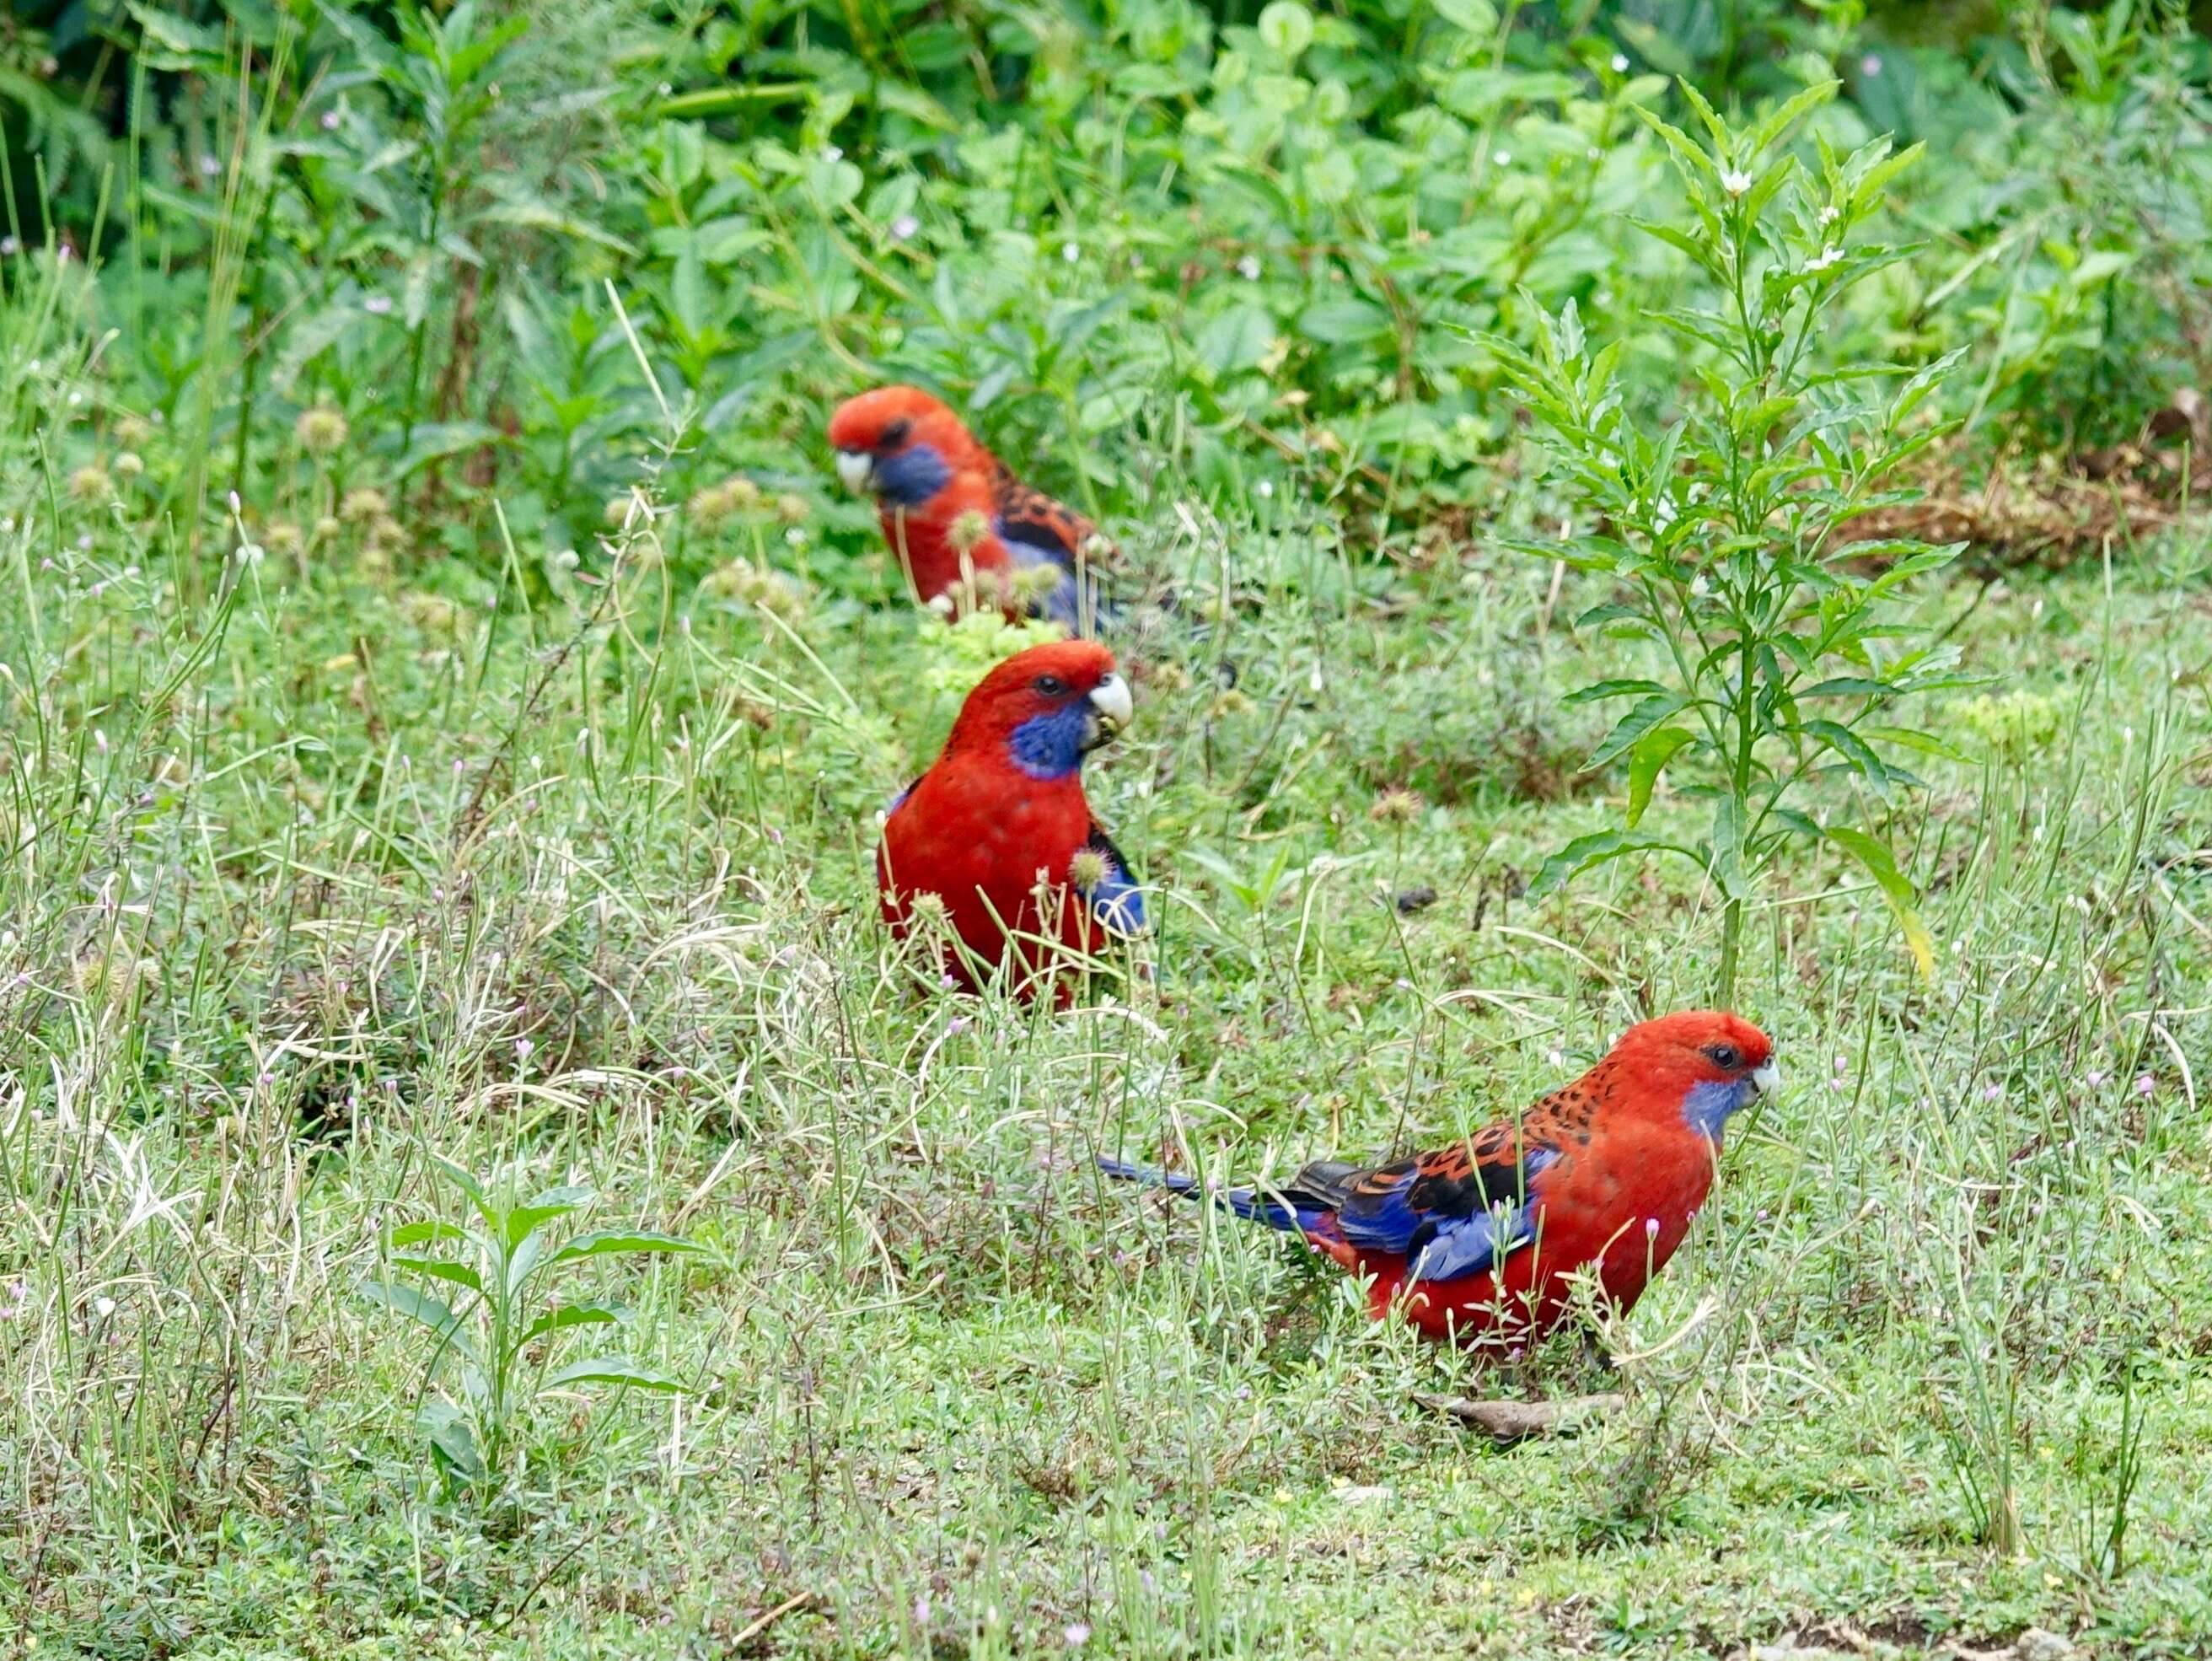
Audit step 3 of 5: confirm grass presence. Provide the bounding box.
[4,5,2212,1648]
[4,401,2210,1657]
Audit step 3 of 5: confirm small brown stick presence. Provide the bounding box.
[730,1590,819,1648]
[1415,1390,1626,1443]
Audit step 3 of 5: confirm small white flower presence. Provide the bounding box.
[1065,1622,1092,1648]
[198,153,221,177]
[320,109,341,132]
[1818,205,1839,226]
[364,293,394,315]
[890,213,921,240]
[1806,245,1842,273]
[1721,168,1753,196]
[1860,53,1882,77]
[1494,150,1511,167]
[1611,52,1629,73]
[1256,479,1275,497]
[94,1296,116,1317]
[1644,1218,1661,1239]
[0,236,17,255]
[1062,240,1080,263]
[1237,254,1261,280]
[822,145,843,163]
[1689,573,1708,597]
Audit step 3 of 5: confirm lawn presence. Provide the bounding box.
[4,1,2212,1657]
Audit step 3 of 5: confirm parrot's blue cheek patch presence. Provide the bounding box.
[875,443,953,507]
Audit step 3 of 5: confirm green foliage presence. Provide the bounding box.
[362,1156,701,1492]
[1489,81,1970,998]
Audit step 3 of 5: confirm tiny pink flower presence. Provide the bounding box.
[2134,1074,2154,1097]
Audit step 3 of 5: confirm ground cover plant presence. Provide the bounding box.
[3,0,2211,1657]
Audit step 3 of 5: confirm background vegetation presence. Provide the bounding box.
[3,0,2209,1655]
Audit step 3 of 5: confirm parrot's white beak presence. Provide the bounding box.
[1087,673,1133,738]
[1752,1062,1781,1096]
[835,449,874,493]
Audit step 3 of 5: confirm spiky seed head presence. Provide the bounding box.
[112,452,145,480]
[907,890,951,925]
[1210,688,1254,718]
[399,593,461,635]
[686,484,736,530]
[295,406,349,454]
[1370,787,1424,825]
[1014,564,1066,603]
[365,515,405,551]
[775,492,810,524]
[725,477,764,511]
[1068,849,1109,893]
[115,416,155,448]
[68,464,110,502]
[312,516,341,543]
[339,486,388,524]
[263,522,303,556]
[948,508,991,554]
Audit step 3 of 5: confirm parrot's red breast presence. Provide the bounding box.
[878,640,1144,1001]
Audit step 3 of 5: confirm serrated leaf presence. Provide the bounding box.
[1563,678,1672,705]
[1827,826,1934,980]
[1528,829,1675,899]
[1625,728,1696,828]
[1586,691,1691,771]
[1801,718,1891,793]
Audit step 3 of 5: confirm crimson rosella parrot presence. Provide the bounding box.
[1102,1011,1777,1349]
[878,639,1143,998]
[828,384,1108,629]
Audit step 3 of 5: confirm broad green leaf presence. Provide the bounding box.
[389,1255,484,1296]
[1586,691,1691,771]
[389,1219,470,1249]
[420,1401,485,1484]
[1528,829,1677,899]
[1827,827,1935,980]
[1798,676,1894,698]
[358,1280,481,1365]
[1563,678,1672,706]
[523,1302,631,1345]
[432,1157,498,1230]
[541,1355,686,1393]
[545,1230,702,1267]
[1625,728,1697,829]
[1802,718,1892,793]
[380,422,503,481]
[507,1186,596,1249]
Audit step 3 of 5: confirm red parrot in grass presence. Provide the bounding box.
[878,639,1144,1000]
[828,384,1109,629]
[1101,1011,1778,1350]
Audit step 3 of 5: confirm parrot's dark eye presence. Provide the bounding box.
[878,417,911,449]
[1033,674,1068,696]
[1703,1044,1742,1070]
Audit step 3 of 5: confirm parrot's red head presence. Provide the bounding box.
[829,385,990,508]
[1602,1010,1778,1139]
[945,640,1131,782]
